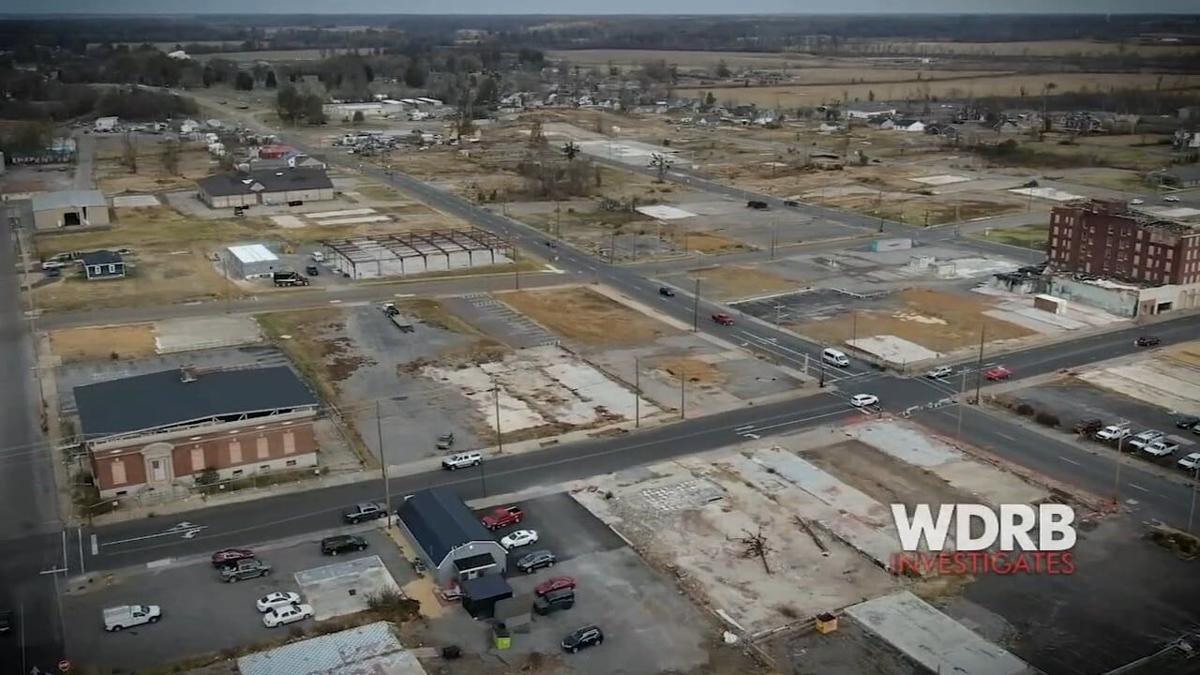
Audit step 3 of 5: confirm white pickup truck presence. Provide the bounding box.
[104,604,161,632]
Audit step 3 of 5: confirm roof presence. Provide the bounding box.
[74,365,317,439]
[196,167,332,197]
[228,244,279,264]
[238,621,426,675]
[81,250,122,266]
[461,574,513,602]
[453,553,497,572]
[397,488,495,565]
[31,190,107,212]
[1162,165,1200,181]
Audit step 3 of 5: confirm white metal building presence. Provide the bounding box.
[32,190,111,230]
[227,244,281,278]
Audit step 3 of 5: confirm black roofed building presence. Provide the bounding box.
[74,365,320,498]
[397,488,506,586]
[196,167,335,209]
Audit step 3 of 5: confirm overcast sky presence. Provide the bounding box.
[3,0,1198,15]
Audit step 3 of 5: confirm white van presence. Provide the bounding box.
[442,451,482,471]
[104,604,161,632]
[822,348,850,367]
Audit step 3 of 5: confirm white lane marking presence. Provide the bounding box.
[1058,456,1082,466]
[101,522,209,548]
[90,534,99,555]
[735,424,756,432]
[995,432,1017,442]
[741,433,761,440]
[1127,483,1150,493]
[329,299,342,304]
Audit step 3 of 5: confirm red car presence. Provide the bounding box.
[711,313,734,326]
[535,576,577,597]
[984,366,1012,381]
[211,548,255,568]
[481,506,524,530]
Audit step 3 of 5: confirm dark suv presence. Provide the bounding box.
[321,535,368,555]
[516,549,556,574]
[534,588,575,616]
[562,625,604,653]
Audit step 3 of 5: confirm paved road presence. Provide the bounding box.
[1,207,67,673]
[78,313,1200,575]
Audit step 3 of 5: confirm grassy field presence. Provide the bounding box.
[545,49,815,69]
[677,72,1200,107]
[49,325,158,362]
[499,286,676,347]
[195,49,326,62]
[976,223,1048,251]
[687,265,802,301]
[850,39,1200,57]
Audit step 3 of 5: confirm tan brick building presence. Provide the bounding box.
[74,366,320,498]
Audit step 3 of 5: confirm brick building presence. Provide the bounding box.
[1048,201,1200,286]
[74,366,320,498]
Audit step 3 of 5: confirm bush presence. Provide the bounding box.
[366,588,420,623]
[1035,412,1060,427]
[1016,403,1035,416]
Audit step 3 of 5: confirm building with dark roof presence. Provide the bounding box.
[75,365,321,498]
[397,488,506,586]
[196,167,335,209]
[81,250,125,280]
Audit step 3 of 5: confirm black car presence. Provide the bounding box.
[1176,416,1200,430]
[658,287,675,297]
[1135,336,1161,347]
[783,200,799,207]
[321,535,368,555]
[306,265,320,276]
[0,610,13,635]
[533,588,575,615]
[1073,418,1103,435]
[516,549,557,573]
[562,625,604,653]
[342,503,386,524]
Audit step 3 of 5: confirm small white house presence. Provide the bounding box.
[94,117,119,133]
[226,244,281,278]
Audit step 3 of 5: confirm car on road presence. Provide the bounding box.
[263,603,314,628]
[658,287,675,297]
[481,505,524,530]
[342,502,387,524]
[1177,453,1200,472]
[926,366,953,379]
[1127,430,1165,450]
[1134,335,1161,347]
[220,559,272,583]
[1073,418,1104,436]
[1096,423,1131,441]
[500,529,539,550]
[321,535,368,556]
[103,604,161,632]
[1164,196,1180,203]
[544,240,557,248]
[0,610,13,635]
[984,366,1012,381]
[746,200,769,210]
[310,251,325,263]
[211,548,255,568]
[436,432,455,449]
[255,592,302,613]
[1176,416,1200,430]
[562,625,604,653]
[1143,440,1179,458]
[305,264,320,276]
[1129,198,1145,205]
[516,549,557,574]
[536,576,577,596]
[442,451,482,470]
[850,394,879,408]
[783,200,799,207]
[711,313,734,326]
[534,588,575,615]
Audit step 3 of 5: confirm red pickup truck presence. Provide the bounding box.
[711,313,735,326]
[481,506,524,530]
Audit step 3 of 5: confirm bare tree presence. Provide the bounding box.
[737,526,773,575]
[648,152,672,182]
[122,131,138,174]
[528,119,547,148]
[160,140,180,176]
[561,141,580,161]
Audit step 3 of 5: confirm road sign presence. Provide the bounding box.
[58,660,72,673]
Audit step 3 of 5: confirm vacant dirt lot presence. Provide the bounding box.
[689,265,803,301]
[803,440,974,509]
[257,309,367,402]
[652,355,724,385]
[796,288,1033,351]
[499,286,677,347]
[94,143,214,195]
[49,324,157,362]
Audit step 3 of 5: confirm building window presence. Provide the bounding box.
[190,447,204,473]
[286,459,298,467]
[107,264,116,273]
[232,469,244,477]
[229,440,242,464]
[111,459,126,485]
[282,431,296,455]
[256,436,270,460]
[116,490,128,497]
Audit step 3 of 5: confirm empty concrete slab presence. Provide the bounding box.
[294,555,402,620]
[154,316,263,354]
[846,591,1039,675]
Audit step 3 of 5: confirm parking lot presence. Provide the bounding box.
[63,528,413,671]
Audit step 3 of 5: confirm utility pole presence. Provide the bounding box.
[956,368,966,445]
[493,375,503,454]
[973,323,986,404]
[609,230,616,265]
[769,221,777,260]
[376,401,391,526]
[634,357,641,429]
[852,311,858,345]
[1114,436,1124,503]
[692,279,701,331]
[1188,467,1198,533]
[679,368,686,420]
[513,245,520,290]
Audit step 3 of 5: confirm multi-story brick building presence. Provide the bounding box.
[1048,200,1200,286]
[74,366,320,498]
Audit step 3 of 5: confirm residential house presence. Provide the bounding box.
[74,365,320,498]
[81,250,125,280]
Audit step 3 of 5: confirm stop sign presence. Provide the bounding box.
[58,660,72,673]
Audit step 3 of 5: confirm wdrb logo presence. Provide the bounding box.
[889,504,1077,576]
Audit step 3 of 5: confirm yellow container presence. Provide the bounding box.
[815,612,838,634]
[494,634,512,649]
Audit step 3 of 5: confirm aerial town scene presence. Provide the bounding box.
[1,2,1200,674]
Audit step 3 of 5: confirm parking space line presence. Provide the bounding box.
[1058,456,1082,466]
[1127,483,1150,493]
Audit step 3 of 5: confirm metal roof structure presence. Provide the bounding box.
[227,243,279,264]
[323,227,510,271]
[397,488,495,566]
[238,621,426,675]
[74,366,317,441]
[31,190,107,212]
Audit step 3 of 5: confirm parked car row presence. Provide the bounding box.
[1081,419,1199,469]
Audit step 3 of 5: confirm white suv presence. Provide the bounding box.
[442,451,482,471]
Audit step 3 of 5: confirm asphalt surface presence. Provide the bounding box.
[1,208,67,674]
